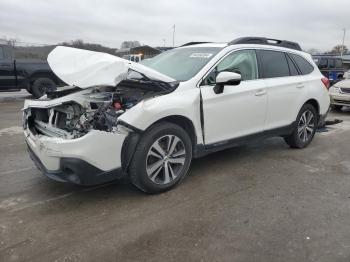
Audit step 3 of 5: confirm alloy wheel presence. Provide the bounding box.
[146,135,187,185]
[298,110,315,142]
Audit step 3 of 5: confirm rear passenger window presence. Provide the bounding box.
[286,55,299,76]
[290,54,314,75]
[259,50,290,78]
[0,47,4,60]
[328,59,335,69]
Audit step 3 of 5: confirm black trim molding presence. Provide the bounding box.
[193,123,295,158]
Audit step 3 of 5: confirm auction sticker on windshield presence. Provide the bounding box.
[190,53,213,58]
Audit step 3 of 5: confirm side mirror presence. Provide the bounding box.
[214,72,241,94]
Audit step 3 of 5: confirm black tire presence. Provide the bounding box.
[31,78,56,98]
[284,104,317,149]
[331,105,343,111]
[129,122,192,194]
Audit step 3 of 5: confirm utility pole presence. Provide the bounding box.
[172,24,176,47]
[341,28,346,58]
[163,38,166,48]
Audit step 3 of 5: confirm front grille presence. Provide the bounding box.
[340,88,350,94]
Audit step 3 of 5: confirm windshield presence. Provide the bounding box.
[141,47,222,81]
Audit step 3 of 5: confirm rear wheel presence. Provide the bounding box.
[31,78,56,98]
[284,104,317,149]
[129,122,192,194]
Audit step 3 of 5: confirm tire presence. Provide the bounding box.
[31,78,56,98]
[129,122,192,194]
[284,104,317,149]
[331,105,343,111]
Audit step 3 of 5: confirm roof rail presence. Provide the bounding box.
[181,42,211,47]
[229,37,302,51]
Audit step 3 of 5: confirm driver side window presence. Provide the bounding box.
[204,50,258,85]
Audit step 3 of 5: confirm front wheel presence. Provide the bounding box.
[129,122,192,194]
[284,104,317,149]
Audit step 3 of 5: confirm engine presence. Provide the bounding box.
[27,86,150,139]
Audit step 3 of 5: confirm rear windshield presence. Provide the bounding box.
[141,47,222,81]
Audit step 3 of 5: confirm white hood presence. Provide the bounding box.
[47,46,175,88]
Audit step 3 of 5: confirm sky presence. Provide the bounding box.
[0,0,349,51]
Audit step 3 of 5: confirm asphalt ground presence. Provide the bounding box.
[1,91,350,262]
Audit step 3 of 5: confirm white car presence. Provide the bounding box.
[23,37,330,193]
[329,79,350,110]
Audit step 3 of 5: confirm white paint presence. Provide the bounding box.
[48,46,175,88]
[24,43,331,178]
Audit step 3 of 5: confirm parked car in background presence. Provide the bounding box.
[23,37,330,193]
[344,70,350,79]
[312,55,345,84]
[329,79,350,110]
[0,44,63,98]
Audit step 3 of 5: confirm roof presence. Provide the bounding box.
[179,43,227,48]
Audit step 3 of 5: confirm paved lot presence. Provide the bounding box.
[1,93,350,262]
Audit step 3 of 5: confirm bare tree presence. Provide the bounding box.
[60,39,117,54]
[120,41,141,49]
[306,48,321,55]
[0,36,18,47]
[326,45,348,55]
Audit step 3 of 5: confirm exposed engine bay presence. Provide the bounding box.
[25,78,177,139]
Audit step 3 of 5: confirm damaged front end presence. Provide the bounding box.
[23,78,177,185]
[25,78,176,139]
[23,46,178,185]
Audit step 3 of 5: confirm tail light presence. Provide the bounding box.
[321,77,330,90]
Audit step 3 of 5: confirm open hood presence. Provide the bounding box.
[47,46,175,88]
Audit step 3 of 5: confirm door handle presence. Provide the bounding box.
[255,89,266,96]
[296,83,304,89]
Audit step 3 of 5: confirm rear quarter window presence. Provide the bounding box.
[259,50,290,78]
[290,54,314,75]
[286,55,299,76]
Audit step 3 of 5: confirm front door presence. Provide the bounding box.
[200,49,267,145]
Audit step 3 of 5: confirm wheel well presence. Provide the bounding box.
[153,115,197,149]
[304,99,320,115]
[29,72,58,86]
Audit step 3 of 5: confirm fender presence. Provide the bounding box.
[118,87,204,145]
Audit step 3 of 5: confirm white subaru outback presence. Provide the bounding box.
[23,37,330,193]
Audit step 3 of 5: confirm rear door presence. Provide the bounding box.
[257,50,307,130]
[0,46,16,90]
